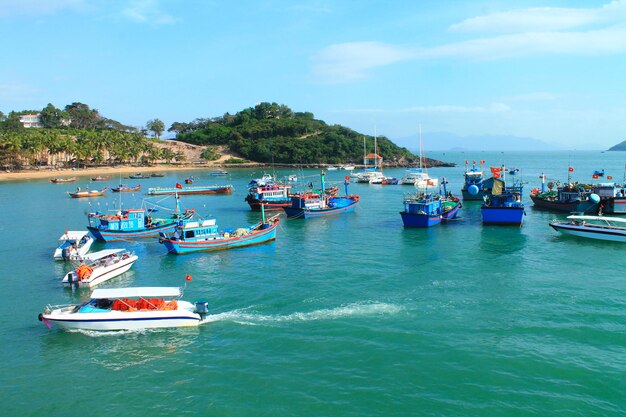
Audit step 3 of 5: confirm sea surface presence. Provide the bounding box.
[2,151,626,416]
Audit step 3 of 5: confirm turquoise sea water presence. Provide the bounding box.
[2,151,626,416]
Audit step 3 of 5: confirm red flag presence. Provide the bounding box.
[607,175,613,180]
[592,174,599,179]
[568,167,574,172]
[465,160,468,165]
[185,274,192,281]
[490,167,501,173]
[175,183,183,189]
[472,160,476,164]
[493,172,501,179]
[480,160,485,165]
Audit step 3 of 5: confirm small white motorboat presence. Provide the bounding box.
[62,249,138,288]
[341,165,355,171]
[550,215,626,242]
[53,231,94,260]
[38,286,210,331]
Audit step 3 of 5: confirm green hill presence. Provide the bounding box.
[171,102,451,166]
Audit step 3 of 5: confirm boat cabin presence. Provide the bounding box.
[78,287,182,313]
[403,193,442,215]
[88,209,148,231]
[174,219,220,241]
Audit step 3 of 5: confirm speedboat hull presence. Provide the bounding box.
[550,223,626,242]
[42,307,201,331]
[63,255,138,287]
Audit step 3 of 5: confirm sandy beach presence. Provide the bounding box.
[0,164,233,182]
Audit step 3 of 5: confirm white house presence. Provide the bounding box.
[19,113,43,128]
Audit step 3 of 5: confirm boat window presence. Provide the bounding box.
[185,230,195,239]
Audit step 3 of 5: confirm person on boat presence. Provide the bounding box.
[145,215,153,228]
[173,230,180,241]
[76,187,81,192]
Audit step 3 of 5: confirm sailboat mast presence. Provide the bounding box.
[363,136,367,168]
[419,124,423,170]
[374,126,379,171]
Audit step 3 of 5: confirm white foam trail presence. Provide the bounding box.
[69,328,149,337]
[202,302,402,325]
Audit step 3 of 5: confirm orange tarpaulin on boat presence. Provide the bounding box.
[76,264,93,280]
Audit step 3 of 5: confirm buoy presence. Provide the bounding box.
[589,193,600,204]
[468,184,479,195]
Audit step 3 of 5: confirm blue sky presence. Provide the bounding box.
[1,0,626,150]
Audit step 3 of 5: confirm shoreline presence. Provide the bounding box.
[0,161,456,182]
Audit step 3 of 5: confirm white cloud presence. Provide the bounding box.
[0,0,86,17]
[310,41,416,84]
[310,3,626,83]
[450,0,626,33]
[122,0,178,25]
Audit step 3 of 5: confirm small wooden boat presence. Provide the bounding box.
[68,188,107,198]
[91,176,110,181]
[283,194,359,219]
[50,177,76,183]
[53,231,94,261]
[112,184,141,193]
[148,184,233,196]
[39,286,211,331]
[62,249,138,288]
[185,176,195,184]
[128,173,150,179]
[150,173,165,177]
[208,170,228,176]
[550,215,626,242]
[159,215,279,254]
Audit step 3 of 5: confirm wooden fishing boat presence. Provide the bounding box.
[150,173,165,177]
[68,188,107,198]
[38,286,211,331]
[185,176,195,184]
[245,182,292,211]
[50,177,76,183]
[159,215,279,254]
[461,161,486,200]
[91,176,110,181]
[87,205,194,242]
[283,172,358,219]
[208,170,228,176]
[481,175,525,225]
[550,215,626,242]
[112,184,141,193]
[400,193,461,227]
[148,184,233,196]
[128,173,150,179]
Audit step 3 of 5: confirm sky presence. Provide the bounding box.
[1,0,626,150]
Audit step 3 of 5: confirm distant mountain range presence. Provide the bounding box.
[608,140,626,151]
[393,132,563,151]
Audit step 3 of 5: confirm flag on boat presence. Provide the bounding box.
[465,160,468,165]
[568,167,574,172]
[593,174,599,179]
[175,183,183,189]
[185,274,192,281]
[607,175,613,180]
[480,160,485,164]
[473,160,476,164]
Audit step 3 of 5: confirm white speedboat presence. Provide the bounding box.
[399,168,438,188]
[38,287,210,331]
[550,215,626,242]
[62,249,138,288]
[341,165,355,171]
[326,166,338,171]
[53,231,94,260]
[354,170,385,183]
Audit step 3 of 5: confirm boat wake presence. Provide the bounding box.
[69,328,150,337]
[201,301,403,326]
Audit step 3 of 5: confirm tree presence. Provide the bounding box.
[2,112,24,130]
[146,119,165,139]
[65,102,101,129]
[40,103,68,129]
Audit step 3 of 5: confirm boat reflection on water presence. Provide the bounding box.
[479,227,527,256]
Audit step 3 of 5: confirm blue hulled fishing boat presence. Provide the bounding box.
[529,171,600,213]
[159,214,279,254]
[87,197,193,242]
[461,160,485,201]
[283,172,359,219]
[481,173,525,225]
[400,178,461,227]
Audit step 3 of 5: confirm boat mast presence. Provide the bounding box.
[374,125,380,172]
[363,136,367,168]
[419,124,423,170]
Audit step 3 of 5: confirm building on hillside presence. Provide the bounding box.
[364,153,383,168]
[20,113,43,128]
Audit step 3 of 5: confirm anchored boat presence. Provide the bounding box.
[400,179,461,227]
[245,182,292,211]
[550,215,626,242]
[50,177,76,183]
[481,174,525,225]
[62,249,138,288]
[53,231,94,261]
[148,184,233,196]
[38,286,211,331]
[461,160,485,200]
[283,173,359,219]
[68,188,107,198]
[112,184,141,193]
[159,214,280,254]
